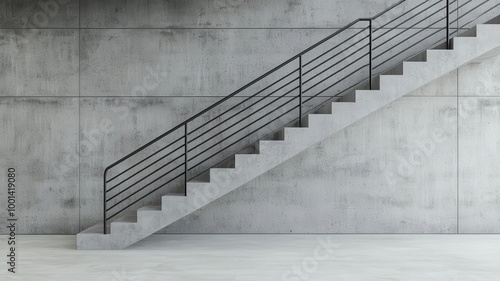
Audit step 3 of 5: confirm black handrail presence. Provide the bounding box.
[102,0,498,234]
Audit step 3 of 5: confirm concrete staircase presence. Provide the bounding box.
[77,20,500,250]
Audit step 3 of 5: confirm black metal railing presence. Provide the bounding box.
[102,0,500,233]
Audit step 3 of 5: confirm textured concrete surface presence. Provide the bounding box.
[458,55,500,96]
[0,29,79,96]
[0,0,79,28]
[1,0,499,236]
[457,50,500,233]
[0,98,79,234]
[459,97,500,233]
[3,234,500,280]
[80,29,335,97]
[407,70,458,96]
[79,0,402,28]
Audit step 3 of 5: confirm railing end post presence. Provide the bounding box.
[298,56,303,127]
[103,169,108,234]
[184,123,188,196]
[446,0,450,49]
[368,18,373,90]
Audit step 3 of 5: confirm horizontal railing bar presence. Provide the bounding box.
[303,28,368,69]
[457,0,495,29]
[374,0,445,41]
[374,15,446,61]
[184,63,301,126]
[106,135,184,184]
[188,102,299,172]
[458,3,500,29]
[106,173,185,221]
[374,0,433,32]
[374,27,445,70]
[303,74,372,110]
[373,26,445,69]
[303,63,369,103]
[448,0,474,21]
[377,34,457,78]
[106,162,185,211]
[188,68,300,137]
[434,0,472,31]
[106,142,184,190]
[373,5,447,51]
[375,0,458,35]
[303,42,370,85]
[188,84,300,153]
[104,125,185,175]
[188,88,300,163]
[372,27,456,80]
[188,75,300,145]
[295,19,365,59]
[303,53,368,94]
[374,0,464,49]
[106,153,185,202]
[303,36,369,77]
[438,2,474,32]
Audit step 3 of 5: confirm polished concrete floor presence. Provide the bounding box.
[1,234,499,281]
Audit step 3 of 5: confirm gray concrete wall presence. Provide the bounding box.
[0,0,499,234]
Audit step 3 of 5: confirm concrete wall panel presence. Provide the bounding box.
[458,56,500,96]
[458,97,500,233]
[0,0,79,28]
[80,0,401,29]
[407,70,458,96]
[0,98,79,234]
[0,29,79,96]
[80,29,337,97]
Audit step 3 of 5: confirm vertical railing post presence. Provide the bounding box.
[184,124,188,196]
[446,0,450,49]
[368,19,373,90]
[298,56,303,127]
[103,173,107,234]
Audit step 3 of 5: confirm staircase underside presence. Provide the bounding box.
[77,22,500,250]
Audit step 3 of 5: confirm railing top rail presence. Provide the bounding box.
[103,0,407,174]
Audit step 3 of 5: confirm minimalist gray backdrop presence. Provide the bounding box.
[0,0,499,234]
